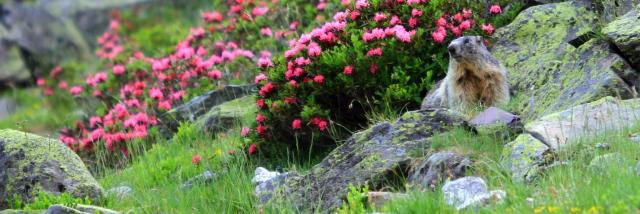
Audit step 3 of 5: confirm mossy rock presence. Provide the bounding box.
[164,84,256,134]
[264,108,469,211]
[525,96,640,150]
[194,95,257,134]
[491,1,636,120]
[501,133,553,182]
[0,25,30,85]
[604,4,640,69]
[0,130,102,209]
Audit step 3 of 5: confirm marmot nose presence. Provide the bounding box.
[448,46,456,55]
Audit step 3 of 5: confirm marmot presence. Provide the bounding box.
[422,36,509,112]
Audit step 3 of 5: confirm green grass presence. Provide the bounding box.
[0,88,76,135]
[383,122,640,214]
[99,123,259,213]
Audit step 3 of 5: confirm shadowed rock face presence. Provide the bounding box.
[604,4,640,70]
[263,108,469,211]
[0,129,102,209]
[491,1,638,120]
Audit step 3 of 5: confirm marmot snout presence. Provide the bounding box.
[422,36,510,112]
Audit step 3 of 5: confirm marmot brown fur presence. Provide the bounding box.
[422,36,509,112]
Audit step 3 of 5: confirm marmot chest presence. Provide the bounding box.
[452,68,498,104]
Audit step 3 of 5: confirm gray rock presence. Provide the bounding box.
[181,171,217,189]
[0,98,17,120]
[254,172,297,204]
[407,151,472,191]
[491,1,637,120]
[44,205,87,214]
[75,204,119,214]
[442,177,488,210]
[1,2,90,67]
[265,108,469,211]
[456,190,506,210]
[631,133,640,144]
[252,167,280,185]
[0,35,30,86]
[604,4,640,70]
[106,185,133,200]
[0,129,103,209]
[589,153,626,171]
[501,134,554,182]
[166,85,256,134]
[170,85,256,121]
[525,97,640,150]
[595,143,611,150]
[597,0,640,23]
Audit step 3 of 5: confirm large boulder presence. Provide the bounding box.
[0,24,30,86]
[262,108,469,211]
[406,151,472,191]
[501,134,554,182]
[604,4,640,70]
[525,96,640,150]
[0,129,103,209]
[491,1,638,120]
[503,96,640,181]
[166,85,256,134]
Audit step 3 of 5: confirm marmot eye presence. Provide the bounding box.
[464,38,469,44]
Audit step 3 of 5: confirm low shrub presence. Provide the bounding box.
[255,0,524,151]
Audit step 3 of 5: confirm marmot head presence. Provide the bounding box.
[447,36,487,63]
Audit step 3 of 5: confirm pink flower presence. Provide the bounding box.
[432,31,446,44]
[261,27,273,37]
[307,42,322,57]
[463,9,473,18]
[112,64,125,76]
[208,70,222,79]
[58,81,68,89]
[89,116,102,128]
[370,63,378,74]
[367,47,383,57]
[355,0,369,9]
[158,100,171,110]
[409,18,419,28]
[436,17,447,27]
[152,58,171,72]
[94,72,108,83]
[259,83,276,96]
[149,88,164,100]
[374,12,387,22]
[313,75,325,84]
[256,114,266,123]
[258,57,274,67]
[292,119,302,130]
[407,0,420,5]
[241,127,251,137]
[389,15,402,25]
[248,144,257,155]
[190,28,205,38]
[192,154,202,165]
[256,125,267,135]
[202,11,223,23]
[70,86,83,96]
[343,66,354,75]
[256,99,266,109]
[482,24,495,35]
[411,9,423,17]
[459,20,472,31]
[252,7,269,17]
[490,5,502,14]
[36,78,46,86]
[255,73,268,83]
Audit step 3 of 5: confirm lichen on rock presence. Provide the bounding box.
[491,1,636,120]
[0,129,103,209]
[261,108,469,211]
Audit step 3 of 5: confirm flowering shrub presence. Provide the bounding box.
[37,0,342,160]
[255,0,524,149]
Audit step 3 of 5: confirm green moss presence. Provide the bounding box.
[0,129,102,200]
